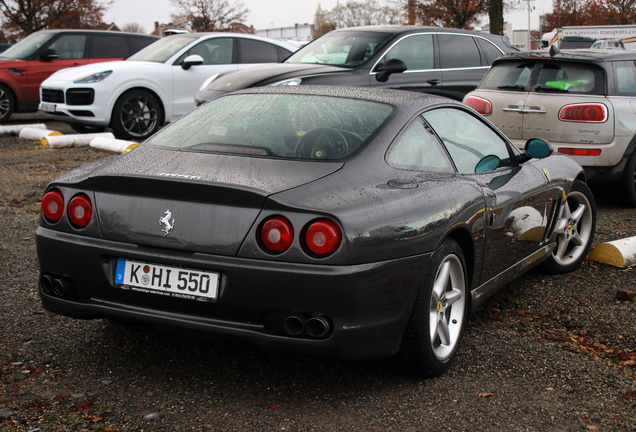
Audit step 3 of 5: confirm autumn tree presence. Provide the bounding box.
[410,0,488,29]
[0,0,110,41]
[541,0,636,31]
[170,0,248,32]
[313,4,335,38]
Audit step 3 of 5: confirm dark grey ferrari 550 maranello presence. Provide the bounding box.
[37,86,596,376]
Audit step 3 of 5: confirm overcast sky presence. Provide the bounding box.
[102,0,554,35]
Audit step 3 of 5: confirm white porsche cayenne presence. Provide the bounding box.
[39,33,298,140]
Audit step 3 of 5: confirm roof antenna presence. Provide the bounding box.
[549,44,560,57]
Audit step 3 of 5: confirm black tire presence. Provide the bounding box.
[111,90,162,141]
[0,83,15,123]
[623,150,636,207]
[542,180,596,274]
[399,239,468,377]
[69,123,107,134]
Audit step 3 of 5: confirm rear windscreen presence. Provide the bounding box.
[481,60,605,95]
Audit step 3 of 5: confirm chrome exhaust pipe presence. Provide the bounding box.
[283,315,305,336]
[306,316,330,338]
[40,274,55,294]
[52,278,75,297]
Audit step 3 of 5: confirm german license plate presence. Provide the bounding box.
[115,259,219,302]
[41,103,56,113]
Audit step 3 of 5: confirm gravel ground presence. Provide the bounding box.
[0,114,635,431]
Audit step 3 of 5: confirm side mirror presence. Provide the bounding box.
[181,54,204,70]
[475,154,501,173]
[375,58,407,83]
[525,138,553,159]
[40,49,59,61]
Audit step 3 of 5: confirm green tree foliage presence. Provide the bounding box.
[170,0,249,32]
[0,0,110,41]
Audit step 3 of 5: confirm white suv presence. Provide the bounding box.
[464,48,636,206]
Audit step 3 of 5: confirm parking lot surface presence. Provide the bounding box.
[0,115,634,431]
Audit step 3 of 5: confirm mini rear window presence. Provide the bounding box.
[149,93,394,160]
[481,60,605,95]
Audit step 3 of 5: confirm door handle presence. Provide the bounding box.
[427,79,441,86]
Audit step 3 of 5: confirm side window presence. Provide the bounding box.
[186,38,233,65]
[423,108,512,174]
[90,35,130,58]
[438,35,481,69]
[47,35,86,59]
[614,61,636,96]
[238,39,279,63]
[476,38,504,65]
[381,34,434,71]
[533,62,604,94]
[481,61,534,91]
[591,41,602,49]
[129,36,157,54]
[387,120,453,171]
[276,46,292,62]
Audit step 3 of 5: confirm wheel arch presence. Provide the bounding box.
[444,226,475,294]
[109,86,166,128]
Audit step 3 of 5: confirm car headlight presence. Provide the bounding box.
[198,74,219,92]
[73,70,113,84]
[269,78,302,86]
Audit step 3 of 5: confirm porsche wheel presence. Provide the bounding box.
[111,90,162,141]
[0,83,15,123]
[542,180,596,274]
[399,239,467,377]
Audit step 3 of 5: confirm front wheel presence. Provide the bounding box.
[399,239,468,377]
[0,83,15,122]
[542,180,596,274]
[111,90,162,141]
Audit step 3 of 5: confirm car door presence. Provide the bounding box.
[171,37,238,118]
[26,34,89,103]
[422,106,548,283]
[437,34,492,100]
[369,33,443,94]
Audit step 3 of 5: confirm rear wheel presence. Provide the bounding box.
[111,90,161,141]
[399,239,467,377]
[0,83,15,123]
[542,180,596,274]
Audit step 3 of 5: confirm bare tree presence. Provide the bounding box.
[170,0,248,32]
[0,0,110,41]
[324,0,402,28]
[122,22,146,34]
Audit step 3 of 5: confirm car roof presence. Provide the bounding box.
[36,29,157,37]
[494,48,636,63]
[330,25,508,41]
[227,85,461,115]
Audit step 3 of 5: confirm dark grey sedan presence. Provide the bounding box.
[37,86,595,376]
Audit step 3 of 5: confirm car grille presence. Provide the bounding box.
[41,88,64,103]
[66,89,95,106]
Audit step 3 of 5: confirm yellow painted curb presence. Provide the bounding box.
[89,137,139,154]
[19,128,61,141]
[589,237,636,268]
[42,132,115,149]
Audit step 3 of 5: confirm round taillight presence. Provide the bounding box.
[559,104,607,122]
[42,189,64,223]
[464,96,492,115]
[305,219,342,257]
[67,194,93,228]
[260,216,294,253]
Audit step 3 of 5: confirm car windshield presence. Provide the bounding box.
[149,93,394,160]
[126,34,199,63]
[0,31,56,59]
[284,31,392,67]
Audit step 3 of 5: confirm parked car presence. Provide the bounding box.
[464,48,636,206]
[559,36,596,49]
[0,29,158,123]
[591,39,624,49]
[39,33,298,140]
[194,26,514,105]
[36,86,596,376]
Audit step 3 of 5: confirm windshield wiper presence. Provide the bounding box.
[534,85,569,93]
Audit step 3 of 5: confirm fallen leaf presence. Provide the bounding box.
[85,415,103,423]
[587,425,600,430]
[263,404,281,409]
[622,391,636,400]
[472,393,493,398]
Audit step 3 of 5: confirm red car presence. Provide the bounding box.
[0,29,157,122]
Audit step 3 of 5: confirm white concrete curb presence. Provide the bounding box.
[18,127,62,141]
[42,132,115,149]
[0,124,47,135]
[589,237,636,268]
[89,137,139,154]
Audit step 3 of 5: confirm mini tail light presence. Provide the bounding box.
[464,96,492,115]
[42,189,64,223]
[67,194,93,228]
[305,219,342,257]
[558,148,602,156]
[260,216,294,253]
[559,103,608,122]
